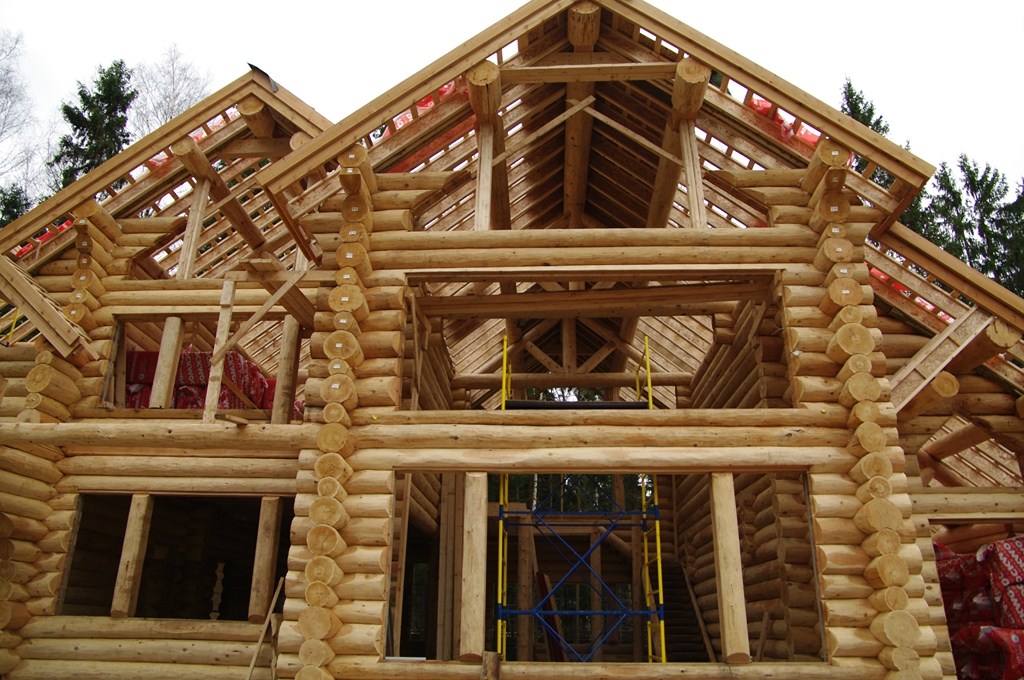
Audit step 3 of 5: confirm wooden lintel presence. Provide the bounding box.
[451,371,693,390]
[418,281,761,319]
[502,61,677,84]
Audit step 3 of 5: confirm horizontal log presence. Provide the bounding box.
[322,661,884,679]
[56,456,296,478]
[348,408,849,429]
[6,660,272,680]
[372,246,819,270]
[57,476,296,495]
[16,637,272,665]
[351,423,851,449]
[0,422,318,449]
[347,446,849,472]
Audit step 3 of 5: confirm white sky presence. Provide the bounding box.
[3,1,1023,184]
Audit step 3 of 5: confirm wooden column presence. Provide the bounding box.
[645,57,710,229]
[177,179,211,280]
[467,60,510,232]
[203,280,236,422]
[459,472,488,662]
[248,496,283,622]
[272,316,301,423]
[563,1,600,228]
[110,494,153,618]
[709,472,751,664]
[516,524,535,661]
[149,317,184,408]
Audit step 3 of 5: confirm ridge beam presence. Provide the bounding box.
[646,57,711,229]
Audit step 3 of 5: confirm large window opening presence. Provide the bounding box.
[386,470,821,665]
[62,494,293,620]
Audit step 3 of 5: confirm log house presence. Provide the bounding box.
[1,2,1022,678]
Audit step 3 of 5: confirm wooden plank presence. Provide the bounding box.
[110,494,153,618]
[502,61,678,84]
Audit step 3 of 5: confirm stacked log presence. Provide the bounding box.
[784,150,941,677]
[0,344,34,422]
[289,147,400,680]
[11,615,273,679]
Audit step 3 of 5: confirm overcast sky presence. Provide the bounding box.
[4,1,1022,184]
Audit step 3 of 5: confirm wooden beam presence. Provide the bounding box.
[170,136,266,249]
[242,259,317,327]
[176,180,211,281]
[0,422,319,449]
[501,61,678,84]
[647,58,711,229]
[467,60,511,232]
[581,104,684,168]
[563,1,600,228]
[418,281,761,319]
[110,494,153,618]
[248,497,283,622]
[709,473,751,664]
[451,371,693,389]
[237,95,276,139]
[149,317,184,409]
[211,271,305,366]
[459,472,488,662]
[204,281,236,422]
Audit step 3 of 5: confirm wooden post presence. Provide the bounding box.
[248,497,283,622]
[516,524,535,661]
[204,280,236,422]
[149,317,184,408]
[709,473,751,664]
[110,494,153,618]
[272,316,301,424]
[459,472,488,662]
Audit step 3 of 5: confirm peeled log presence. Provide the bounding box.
[839,373,882,408]
[898,372,958,421]
[848,422,887,457]
[827,324,875,363]
[313,453,354,483]
[854,498,905,533]
[870,610,920,647]
[864,554,911,588]
[819,277,864,316]
[297,606,342,640]
[24,365,81,404]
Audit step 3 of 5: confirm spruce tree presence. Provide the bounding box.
[0,183,30,227]
[49,60,137,188]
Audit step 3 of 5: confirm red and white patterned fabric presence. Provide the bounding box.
[124,350,269,411]
[937,538,1024,679]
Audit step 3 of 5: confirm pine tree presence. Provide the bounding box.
[49,60,137,188]
[839,80,1024,297]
